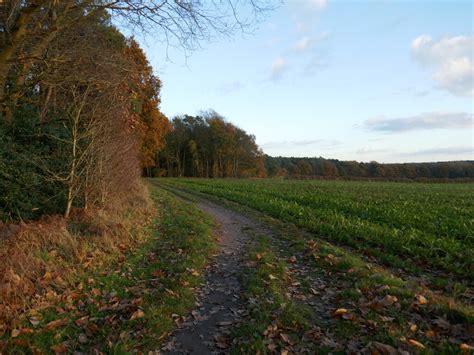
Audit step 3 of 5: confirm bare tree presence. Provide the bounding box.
[0,0,276,110]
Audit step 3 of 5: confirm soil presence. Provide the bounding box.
[161,198,256,354]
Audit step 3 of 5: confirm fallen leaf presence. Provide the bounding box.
[41,272,53,283]
[306,240,318,251]
[325,254,339,265]
[30,317,41,326]
[131,297,142,305]
[165,288,177,297]
[118,243,127,251]
[151,270,165,278]
[50,343,67,354]
[280,333,291,344]
[416,294,428,305]
[332,308,348,317]
[256,253,262,261]
[460,343,474,351]
[379,295,398,307]
[269,274,277,280]
[425,330,436,338]
[11,329,20,338]
[407,339,425,349]
[370,341,398,355]
[45,319,68,330]
[130,309,145,320]
[75,316,89,327]
[410,324,418,332]
[86,323,99,333]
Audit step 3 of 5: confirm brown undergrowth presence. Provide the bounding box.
[0,183,154,333]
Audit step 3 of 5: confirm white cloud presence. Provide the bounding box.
[270,57,288,80]
[364,111,473,133]
[356,147,392,155]
[399,146,473,157]
[293,31,331,52]
[294,36,312,51]
[411,34,474,97]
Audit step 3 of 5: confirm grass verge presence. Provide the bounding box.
[0,183,216,353]
[231,234,312,354]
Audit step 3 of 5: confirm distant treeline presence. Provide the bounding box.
[152,114,474,180]
[265,156,474,180]
[155,112,266,178]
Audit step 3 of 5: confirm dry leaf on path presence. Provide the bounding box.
[332,308,349,317]
[460,343,474,351]
[416,294,428,305]
[130,309,145,320]
[50,343,67,354]
[370,341,398,355]
[45,319,68,331]
[151,269,165,278]
[407,339,425,349]
[379,295,398,307]
[75,316,89,327]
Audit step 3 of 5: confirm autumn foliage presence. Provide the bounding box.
[0,9,169,221]
[157,112,266,178]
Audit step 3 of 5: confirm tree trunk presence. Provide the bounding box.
[0,3,40,101]
[64,112,79,218]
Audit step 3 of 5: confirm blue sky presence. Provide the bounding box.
[139,0,473,163]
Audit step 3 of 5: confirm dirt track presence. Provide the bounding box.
[162,198,255,354]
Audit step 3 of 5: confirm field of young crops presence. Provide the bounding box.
[161,179,473,281]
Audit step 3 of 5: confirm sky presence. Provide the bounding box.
[138,0,473,164]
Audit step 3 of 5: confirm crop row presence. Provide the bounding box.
[162,179,474,281]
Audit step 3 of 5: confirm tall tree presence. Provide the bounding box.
[124,38,170,175]
[159,112,265,178]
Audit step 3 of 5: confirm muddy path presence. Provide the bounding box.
[159,187,341,354]
[161,196,259,354]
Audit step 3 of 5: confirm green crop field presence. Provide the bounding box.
[161,178,474,282]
